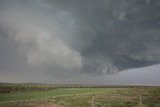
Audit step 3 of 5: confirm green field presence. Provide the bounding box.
[0,84,160,107]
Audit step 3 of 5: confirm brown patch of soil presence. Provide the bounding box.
[28,102,64,107]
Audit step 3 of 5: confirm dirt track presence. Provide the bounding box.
[27,103,64,107]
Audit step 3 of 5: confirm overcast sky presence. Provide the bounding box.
[0,0,160,85]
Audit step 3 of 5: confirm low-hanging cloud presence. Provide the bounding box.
[0,0,160,77]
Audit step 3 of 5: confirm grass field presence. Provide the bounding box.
[0,84,160,107]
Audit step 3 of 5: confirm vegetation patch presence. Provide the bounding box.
[0,84,160,107]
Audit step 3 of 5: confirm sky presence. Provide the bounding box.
[0,0,160,85]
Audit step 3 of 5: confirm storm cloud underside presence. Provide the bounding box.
[0,0,160,79]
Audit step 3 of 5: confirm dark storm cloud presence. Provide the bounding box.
[0,0,160,77]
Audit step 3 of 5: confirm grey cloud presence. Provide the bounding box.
[0,0,160,77]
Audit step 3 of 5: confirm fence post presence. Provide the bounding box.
[91,96,95,107]
[35,94,36,101]
[139,94,142,107]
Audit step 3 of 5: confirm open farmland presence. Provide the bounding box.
[0,84,160,107]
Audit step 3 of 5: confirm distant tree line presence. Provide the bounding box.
[0,84,57,93]
[0,83,159,93]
